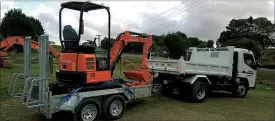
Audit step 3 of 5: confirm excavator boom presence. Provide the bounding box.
[109,31,152,86]
[0,36,60,57]
[0,36,60,68]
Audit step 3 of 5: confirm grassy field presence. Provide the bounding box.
[0,54,274,121]
[260,49,275,69]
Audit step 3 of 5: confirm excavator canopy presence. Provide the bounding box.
[61,1,108,12]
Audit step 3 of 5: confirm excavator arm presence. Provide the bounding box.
[109,31,152,86]
[0,36,60,68]
[0,36,60,57]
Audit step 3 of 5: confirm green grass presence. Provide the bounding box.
[257,70,275,88]
[0,54,274,121]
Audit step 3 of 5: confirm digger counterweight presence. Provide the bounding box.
[57,53,111,85]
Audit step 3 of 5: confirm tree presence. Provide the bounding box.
[225,38,261,59]
[100,37,115,50]
[28,17,44,40]
[0,8,44,41]
[186,37,201,47]
[217,17,274,48]
[248,16,253,25]
[124,42,143,53]
[176,31,187,39]
[152,34,167,55]
[206,40,214,48]
[197,41,206,48]
[163,33,187,59]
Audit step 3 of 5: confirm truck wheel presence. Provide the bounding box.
[232,82,248,98]
[73,98,101,121]
[102,94,126,120]
[190,81,208,103]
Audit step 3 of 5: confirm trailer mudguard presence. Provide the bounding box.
[58,88,125,112]
[182,75,211,84]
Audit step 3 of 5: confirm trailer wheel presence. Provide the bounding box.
[102,94,126,120]
[190,81,208,103]
[73,98,101,121]
[232,82,248,98]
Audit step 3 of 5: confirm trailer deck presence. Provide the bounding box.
[42,81,151,119]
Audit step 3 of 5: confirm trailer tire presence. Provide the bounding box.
[232,81,248,98]
[102,94,126,120]
[190,81,208,103]
[73,98,101,121]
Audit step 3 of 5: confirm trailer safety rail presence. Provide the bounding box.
[8,35,50,108]
[8,37,32,97]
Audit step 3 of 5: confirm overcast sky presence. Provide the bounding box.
[1,0,274,45]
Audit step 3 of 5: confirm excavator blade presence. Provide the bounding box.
[123,69,151,86]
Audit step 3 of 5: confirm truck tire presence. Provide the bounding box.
[102,94,126,120]
[73,98,101,121]
[232,81,248,98]
[190,81,208,103]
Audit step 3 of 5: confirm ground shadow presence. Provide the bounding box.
[34,111,73,121]
[125,99,147,111]
[208,91,233,98]
[160,91,234,103]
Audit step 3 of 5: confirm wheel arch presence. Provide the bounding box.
[101,93,129,104]
[236,77,249,87]
[182,75,211,85]
[116,93,130,102]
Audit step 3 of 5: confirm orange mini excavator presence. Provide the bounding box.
[54,1,152,90]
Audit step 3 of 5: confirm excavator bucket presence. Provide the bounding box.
[123,69,151,86]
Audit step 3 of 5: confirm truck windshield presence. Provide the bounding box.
[243,53,256,69]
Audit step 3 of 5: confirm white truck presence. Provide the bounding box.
[148,46,258,102]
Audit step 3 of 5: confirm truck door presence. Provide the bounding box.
[242,53,257,87]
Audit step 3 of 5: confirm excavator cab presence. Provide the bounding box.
[57,1,112,85]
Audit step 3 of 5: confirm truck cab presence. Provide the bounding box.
[234,48,257,88]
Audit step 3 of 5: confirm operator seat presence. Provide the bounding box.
[63,25,78,50]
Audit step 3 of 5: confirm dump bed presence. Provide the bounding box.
[148,46,235,77]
